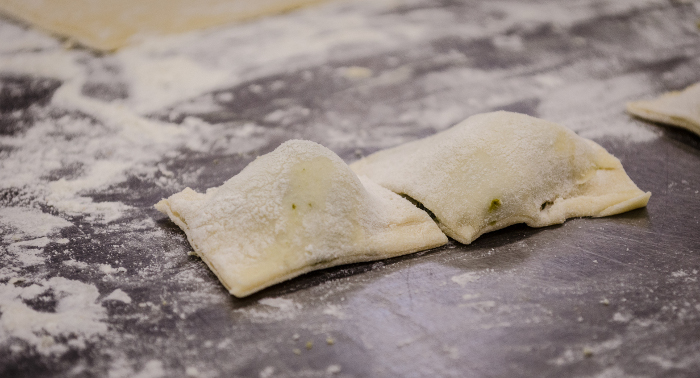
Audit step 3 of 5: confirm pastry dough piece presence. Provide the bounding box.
[0,0,325,51]
[626,82,700,136]
[155,140,447,297]
[350,111,651,245]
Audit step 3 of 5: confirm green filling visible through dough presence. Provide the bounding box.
[488,199,501,212]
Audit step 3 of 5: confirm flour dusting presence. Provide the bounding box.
[451,272,480,287]
[237,298,303,321]
[0,277,107,356]
[103,289,132,304]
[0,207,72,240]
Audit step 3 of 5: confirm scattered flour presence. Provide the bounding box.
[326,364,342,374]
[0,0,691,374]
[99,264,128,275]
[237,298,303,321]
[63,259,89,269]
[0,0,672,227]
[612,312,633,323]
[462,293,480,300]
[322,304,347,319]
[259,366,275,378]
[103,289,132,304]
[132,360,166,378]
[451,272,480,287]
[549,337,623,366]
[6,237,51,266]
[0,207,72,240]
[0,277,108,356]
[671,270,688,278]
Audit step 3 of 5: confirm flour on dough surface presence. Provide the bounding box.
[155,140,447,297]
[626,82,700,136]
[351,111,651,244]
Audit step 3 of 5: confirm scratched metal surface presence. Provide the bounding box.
[1,1,700,377]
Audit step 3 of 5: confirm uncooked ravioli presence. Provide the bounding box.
[0,0,326,51]
[626,82,700,136]
[155,140,447,297]
[350,111,651,245]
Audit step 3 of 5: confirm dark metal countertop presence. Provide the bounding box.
[1,1,700,377]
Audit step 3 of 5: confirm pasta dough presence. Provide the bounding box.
[350,111,651,245]
[0,0,325,51]
[155,140,447,297]
[626,82,700,136]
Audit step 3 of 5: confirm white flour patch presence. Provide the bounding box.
[99,264,128,275]
[63,259,89,269]
[322,304,347,319]
[671,270,688,278]
[451,272,480,287]
[0,277,108,356]
[612,312,633,323]
[259,366,275,378]
[538,74,660,143]
[578,122,660,144]
[237,298,303,321]
[326,364,342,374]
[6,237,51,266]
[103,289,132,304]
[0,207,72,240]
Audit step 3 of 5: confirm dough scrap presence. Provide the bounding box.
[350,111,651,245]
[155,140,447,297]
[0,0,325,51]
[626,82,700,136]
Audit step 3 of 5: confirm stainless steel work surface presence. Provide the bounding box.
[1,1,699,377]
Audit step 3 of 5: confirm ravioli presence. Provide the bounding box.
[626,82,700,136]
[155,140,447,297]
[350,111,651,245]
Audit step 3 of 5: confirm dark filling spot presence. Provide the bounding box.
[540,201,553,211]
[489,199,501,212]
[292,204,296,209]
[399,194,438,222]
